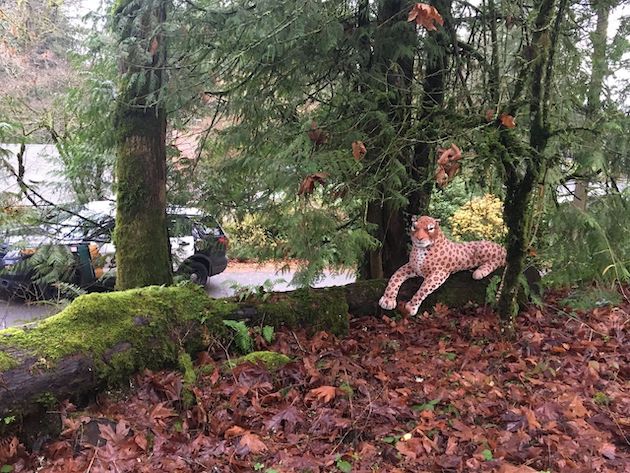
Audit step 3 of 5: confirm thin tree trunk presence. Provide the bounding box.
[407,0,452,220]
[113,0,172,289]
[497,0,559,330]
[572,0,610,211]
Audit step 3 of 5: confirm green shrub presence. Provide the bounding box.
[542,192,630,287]
[223,213,287,261]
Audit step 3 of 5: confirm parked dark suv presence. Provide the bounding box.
[0,201,228,299]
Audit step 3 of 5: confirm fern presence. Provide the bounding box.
[262,325,275,344]
[27,245,77,285]
[222,320,253,354]
[542,193,630,287]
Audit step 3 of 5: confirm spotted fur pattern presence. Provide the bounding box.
[378,215,506,316]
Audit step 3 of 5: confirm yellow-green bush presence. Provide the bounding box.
[449,194,506,242]
[223,213,287,261]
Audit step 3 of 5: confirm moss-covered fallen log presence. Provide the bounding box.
[0,268,539,441]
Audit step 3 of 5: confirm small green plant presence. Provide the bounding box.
[485,275,501,304]
[1,465,14,473]
[2,416,15,425]
[592,391,610,406]
[441,352,457,361]
[262,325,275,344]
[335,456,352,472]
[381,434,401,444]
[253,463,265,471]
[412,399,440,412]
[481,449,493,461]
[227,278,287,302]
[560,286,621,311]
[339,382,354,398]
[222,320,253,353]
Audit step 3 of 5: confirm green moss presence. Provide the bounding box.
[178,352,196,385]
[0,285,231,383]
[224,351,291,371]
[259,287,349,336]
[0,351,17,371]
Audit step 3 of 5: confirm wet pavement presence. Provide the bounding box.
[0,263,356,328]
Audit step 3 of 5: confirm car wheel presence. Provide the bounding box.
[180,261,209,286]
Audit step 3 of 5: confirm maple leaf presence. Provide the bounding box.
[563,394,589,419]
[150,402,176,419]
[235,432,267,456]
[265,405,304,433]
[435,167,449,188]
[445,161,460,179]
[437,143,462,166]
[500,113,516,128]
[224,425,247,438]
[352,140,367,160]
[298,172,329,196]
[307,121,328,146]
[149,37,159,55]
[60,417,83,438]
[395,437,422,460]
[408,3,444,31]
[98,420,131,446]
[307,385,337,403]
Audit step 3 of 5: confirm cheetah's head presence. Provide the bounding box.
[410,216,442,248]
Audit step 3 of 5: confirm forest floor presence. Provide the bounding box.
[2,288,629,473]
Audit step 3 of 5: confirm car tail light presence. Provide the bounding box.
[218,236,229,248]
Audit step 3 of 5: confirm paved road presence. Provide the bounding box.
[0,264,356,328]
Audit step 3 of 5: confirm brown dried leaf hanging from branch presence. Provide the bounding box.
[352,140,367,161]
[435,143,462,188]
[408,3,444,31]
[500,113,516,128]
[307,121,328,146]
[149,37,159,55]
[298,172,329,196]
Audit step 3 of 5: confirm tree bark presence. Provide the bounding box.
[361,0,417,279]
[407,0,452,220]
[497,0,560,330]
[113,0,172,289]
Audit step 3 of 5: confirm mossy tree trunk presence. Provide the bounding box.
[497,0,564,331]
[360,0,417,280]
[407,0,452,220]
[112,0,172,289]
[0,270,540,435]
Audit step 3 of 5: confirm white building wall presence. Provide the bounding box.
[0,143,76,205]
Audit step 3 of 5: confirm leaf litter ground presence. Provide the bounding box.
[3,290,629,472]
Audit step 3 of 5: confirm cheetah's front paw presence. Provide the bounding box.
[401,302,420,317]
[378,296,397,310]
